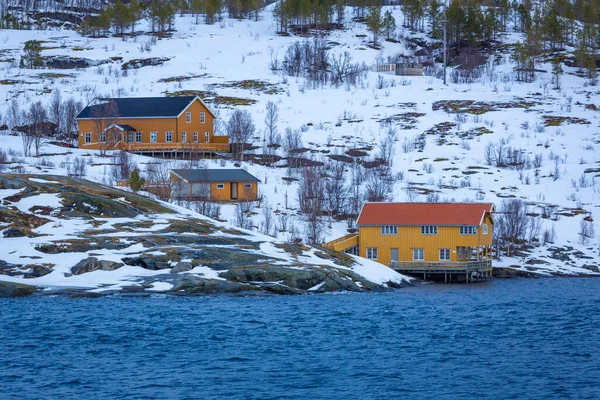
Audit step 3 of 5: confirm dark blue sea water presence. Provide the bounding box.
[1,278,600,399]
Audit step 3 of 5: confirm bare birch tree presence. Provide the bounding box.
[227,109,255,162]
[91,99,120,155]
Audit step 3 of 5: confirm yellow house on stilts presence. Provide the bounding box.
[323,202,494,283]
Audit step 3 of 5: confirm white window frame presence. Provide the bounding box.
[85,132,91,143]
[421,225,438,235]
[127,132,134,143]
[136,132,142,142]
[413,248,424,261]
[181,131,186,143]
[150,131,157,143]
[186,112,191,123]
[460,226,477,235]
[99,132,106,143]
[244,183,252,189]
[166,131,173,143]
[193,131,198,142]
[439,248,450,261]
[457,246,471,260]
[200,112,205,123]
[381,225,398,235]
[216,184,225,189]
[205,132,210,143]
[482,224,488,235]
[366,248,378,260]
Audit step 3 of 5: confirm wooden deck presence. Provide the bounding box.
[124,142,230,153]
[389,260,492,283]
[79,140,230,154]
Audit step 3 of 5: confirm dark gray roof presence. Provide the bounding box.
[76,96,199,119]
[172,169,260,183]
[116,124,136,131]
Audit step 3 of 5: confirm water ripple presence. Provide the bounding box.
[1,279,600,399]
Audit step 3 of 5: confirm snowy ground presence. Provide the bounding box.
[0,5,599,276]
[0,175,412,292]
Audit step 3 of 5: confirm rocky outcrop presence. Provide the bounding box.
[0,281,37,297]
[493,267,541,278]
[122,57,170,70]
[42,56,112,69]
[121,255,170,271]
[171,262,193,273]
[221,265,383,293]
[71,257,123,275]
[169,275,259,295]
[0,173,413,296]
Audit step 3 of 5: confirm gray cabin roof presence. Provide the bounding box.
[76,96,212,119]
[114,124,137,131]
[172,169,260,183]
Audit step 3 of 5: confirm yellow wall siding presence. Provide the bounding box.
[77,98,220,149]
[177,98,215,142]
[359,218,493,264]
[211,182,258,201]
[170,172,258,201]
[78,117,178,148]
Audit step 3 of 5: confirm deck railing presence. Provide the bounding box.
[322,234,359,251]
[123,142,230,152]
[389,260,492,272]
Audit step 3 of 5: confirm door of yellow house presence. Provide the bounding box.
[231,182,238,200]
[390,248,398,264]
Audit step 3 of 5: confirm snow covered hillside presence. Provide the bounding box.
[0,173,411,296]
[0,5,599,277]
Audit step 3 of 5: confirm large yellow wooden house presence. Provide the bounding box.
[76,96,229,153]
[324,202,494,281]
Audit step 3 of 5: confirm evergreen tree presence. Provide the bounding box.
[335,0,345,26]
[512,41,535,82]
[551,56,563,90]
[446,1,466,52]
[428,0,442,39]
[191,0,205,24]
[206,0,223,24]
[541,7,564,50]
[402,0,425,31]
[365,6,384,47]
[111,0,128,35]
[585,55,598,86]
[129,169,146,194]
[128,0,142,34]
[383,10,396,40]
[20,40,43,69]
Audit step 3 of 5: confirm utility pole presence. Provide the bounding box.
[443,4,447,86]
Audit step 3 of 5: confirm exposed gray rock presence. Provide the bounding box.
[0,260,20,276]
[71,257,123,275]
[221,265,384,293]
[493,267,540,278]
[4,227,26,237]
[42,56,111,69]
[0,281,37,297]
[23,264,53,278]
[171,262,193,273]
[121,256,170,270]
[169,275,259,294]
[122,57,170,70]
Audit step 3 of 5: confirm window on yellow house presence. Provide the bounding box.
[421,225,437,234]
[439,248,450,260]
[381,226,397,235]
[366,248,378,260]
[413,248,424,260]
